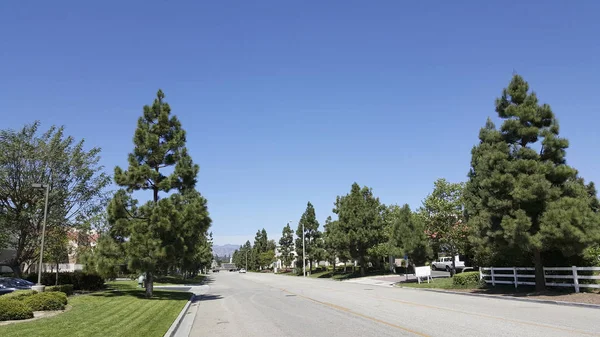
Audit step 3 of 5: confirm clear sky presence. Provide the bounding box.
[2,1,599,246]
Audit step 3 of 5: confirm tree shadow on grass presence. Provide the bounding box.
[91,289,192,301]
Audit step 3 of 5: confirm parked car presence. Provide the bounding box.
[0,277,34,295]
[430,256,465,272]
[239,268,246,274]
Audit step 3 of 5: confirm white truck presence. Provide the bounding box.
[430,255,465,272]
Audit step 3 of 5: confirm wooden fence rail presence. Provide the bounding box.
[479,266,600,293]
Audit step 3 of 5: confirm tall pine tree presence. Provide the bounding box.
[464,75,600,290]
[333,183,386,276]
[296,202,321,272]
[279,223,294,269]
[110,90,208,297]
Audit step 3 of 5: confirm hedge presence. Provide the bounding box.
[0,299,34,321]
[22,292,67,311]
[2,289,37,300]
[452,271,482,287]
[47,284,74,295]
[25,271,104,291]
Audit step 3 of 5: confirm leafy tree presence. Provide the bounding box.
[279,223,294,268]
[389,204,432,266]
[323,216,351,272]
[44,226,70,285]
[420,179,467,275]
[296,202,322,272]
[333,183,386,276]
[464,75,600,290]
[110,90,209,297]
[0,122,110,276]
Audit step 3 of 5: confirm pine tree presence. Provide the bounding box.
[110,90,204,297]
[333,183,386,276]
[279,223,294,269]
[296,202,321,272]
[464,75,600,290]
[389,204,431,266]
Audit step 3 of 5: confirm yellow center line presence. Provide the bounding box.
[279,287,430,337]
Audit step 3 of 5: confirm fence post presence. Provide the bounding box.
[479,267,483,281]
[491,267,495,287]
[572,266,580,293]
[513,267,518,288]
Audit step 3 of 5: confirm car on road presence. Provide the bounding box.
[430,256,465,272]
[0,277,34,295]
[239,268,246,273]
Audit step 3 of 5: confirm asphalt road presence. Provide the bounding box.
[188,272,600,337]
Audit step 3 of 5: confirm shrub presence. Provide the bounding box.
[25,271,104,291]
[452,271,482,287]
[0,299,34,321]
[22,292,66,311]
[47,284,74,295]
[2,290,37,300]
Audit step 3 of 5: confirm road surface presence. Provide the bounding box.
[187,272,600,337]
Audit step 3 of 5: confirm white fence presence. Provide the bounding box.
[480,266,600,293]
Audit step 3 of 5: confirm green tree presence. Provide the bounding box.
[296,202,322,272]
[420,179,467,275]
[110,90,208,297]
[44,226,70,285]
[323,216,350,272]
[0,122,110,276]
[389,204,432,266]
[333,183,386,276]
[464,75,600,290]
[279,223,294,268]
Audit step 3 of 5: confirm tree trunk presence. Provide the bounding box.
[55,262,59,285]
[451,255,456,278]
[359,256,366,276]
[534,249,545,292]
[145,271,154,298]
[11,264,22,278]
[332,256,336,273]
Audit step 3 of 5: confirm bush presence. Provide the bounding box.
[22,292,67,311]
[2,290,37,300]
[452,271,482,287]
[25,271,104,291]
[0,299,34,321]
[47,284,74,295]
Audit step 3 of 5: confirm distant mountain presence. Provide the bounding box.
[212,244,240,257]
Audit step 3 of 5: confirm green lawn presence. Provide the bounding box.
[0,281,190,337]
[398,277,481,289]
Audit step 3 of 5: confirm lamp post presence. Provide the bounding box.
[32,183,50,292]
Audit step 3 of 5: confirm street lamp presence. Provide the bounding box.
[32,183,50,292]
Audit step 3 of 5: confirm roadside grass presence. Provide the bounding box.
[397,277,478,289]
[0,280,190,337]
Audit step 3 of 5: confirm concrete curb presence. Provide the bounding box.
[163,293,195,337]
[398,286,600,310]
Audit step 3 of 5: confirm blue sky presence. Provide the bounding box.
[2,1,599,246]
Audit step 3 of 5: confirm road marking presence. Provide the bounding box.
[279,288,430,337]
[281,280,600,336]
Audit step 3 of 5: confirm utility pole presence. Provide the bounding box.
[245,250,248,270]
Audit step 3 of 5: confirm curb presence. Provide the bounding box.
[163,293,196,337]
[398,286,600,310]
